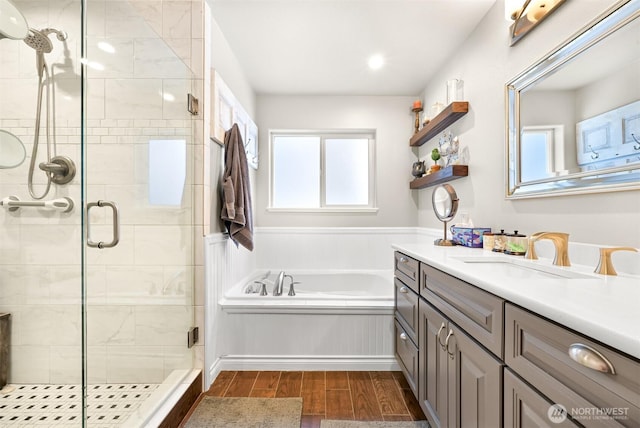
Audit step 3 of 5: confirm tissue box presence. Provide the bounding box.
[450,227,491,248]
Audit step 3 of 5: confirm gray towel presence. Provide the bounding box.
[221,123,254,251]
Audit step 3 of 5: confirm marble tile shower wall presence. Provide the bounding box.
[0,0,205,384]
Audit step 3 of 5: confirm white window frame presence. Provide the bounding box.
[519,125,564,183]
[268,129,377,213]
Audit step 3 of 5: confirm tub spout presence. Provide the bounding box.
[274,271,285,296]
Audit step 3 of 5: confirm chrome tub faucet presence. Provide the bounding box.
[274,271,295,296]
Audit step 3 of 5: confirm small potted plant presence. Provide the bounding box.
[429,148,441,173]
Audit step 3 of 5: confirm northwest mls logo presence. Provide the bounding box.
[548,404,568,423]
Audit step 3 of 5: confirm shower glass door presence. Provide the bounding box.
[83,0,198,425]
[1,0,198,425]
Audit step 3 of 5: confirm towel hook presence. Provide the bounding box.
[631,133,640,150]
[588,144,599,160]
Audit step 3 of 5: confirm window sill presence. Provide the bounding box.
[266,207,379,214]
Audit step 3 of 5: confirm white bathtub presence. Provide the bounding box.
[220,270,394,313]
[216,269,398,372]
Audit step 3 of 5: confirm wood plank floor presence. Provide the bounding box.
[183,371,426,428]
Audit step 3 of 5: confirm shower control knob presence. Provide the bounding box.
[39,155,76,184]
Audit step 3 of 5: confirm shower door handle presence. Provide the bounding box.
[86,200,120,248]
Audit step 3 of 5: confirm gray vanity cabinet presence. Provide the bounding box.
[393,250,640,428]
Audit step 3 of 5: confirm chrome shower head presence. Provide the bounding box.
[41,27,67,42]
[23,28,53,53]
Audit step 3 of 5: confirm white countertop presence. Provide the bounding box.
[392,242,640,360]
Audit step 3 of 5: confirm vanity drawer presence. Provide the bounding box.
[506,304,640,427]
[421,263,504,358]
[395,252,419,293]
[395,277,419,343]
[395,319,418,396]
[504,368,581,428]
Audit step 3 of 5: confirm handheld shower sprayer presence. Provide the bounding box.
[23,27,75,199]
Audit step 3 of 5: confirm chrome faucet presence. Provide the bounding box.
[525,232,571,266]
[273,271,294,296]
[274,271,285,296]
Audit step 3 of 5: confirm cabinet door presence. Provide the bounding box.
[448,322,504,428]
[419,301,449,428]
[505,368,581,428]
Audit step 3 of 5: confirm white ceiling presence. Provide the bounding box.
[209,0,497,96]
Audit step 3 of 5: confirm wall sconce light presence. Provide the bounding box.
[506,0,567,46]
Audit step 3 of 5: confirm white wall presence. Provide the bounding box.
[417,0,640,247]
[256,95,418,227]
[208,11,257,235]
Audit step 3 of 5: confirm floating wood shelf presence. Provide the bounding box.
[409,102,469,147]
[410,165,469,189]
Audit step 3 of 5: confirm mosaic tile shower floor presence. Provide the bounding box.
[0,383,158,427]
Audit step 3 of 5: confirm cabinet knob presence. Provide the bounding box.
[399,286,409,294]
[400,332,408,341]
[399,256,409,263]
[568,343,616,374]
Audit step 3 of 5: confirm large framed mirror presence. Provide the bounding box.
[505,0,640,198]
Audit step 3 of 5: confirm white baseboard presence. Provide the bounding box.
[211,355,400,374]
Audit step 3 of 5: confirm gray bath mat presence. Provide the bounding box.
[320,420,429,428]
[184,396,302,428]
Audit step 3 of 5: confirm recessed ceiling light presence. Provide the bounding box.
[368,54,384,70]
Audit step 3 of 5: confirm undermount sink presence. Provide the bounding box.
[452,257,595,280]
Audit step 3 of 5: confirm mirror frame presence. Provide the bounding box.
[432,183,459,221]
[505,0,640,199]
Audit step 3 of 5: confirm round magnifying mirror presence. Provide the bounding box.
[432,184,459,246]
[0,130,27,169]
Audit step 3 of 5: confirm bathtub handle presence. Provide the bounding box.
[255,281,268,296]
[399,286,409,294]
[288,281,300,297]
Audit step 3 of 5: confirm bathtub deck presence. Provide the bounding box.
[183,371,426,427]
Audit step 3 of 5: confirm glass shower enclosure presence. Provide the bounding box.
[0,0,200,425]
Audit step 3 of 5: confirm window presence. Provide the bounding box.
[270,130,376,211]
[519,125,563,183]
